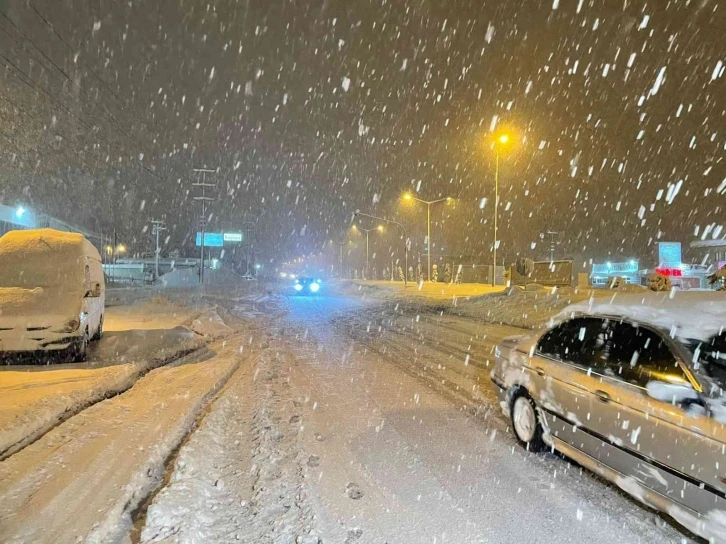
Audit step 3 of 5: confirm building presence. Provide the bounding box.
[591,240,723,290]
[0,203,104,251]
[590,260,640,286]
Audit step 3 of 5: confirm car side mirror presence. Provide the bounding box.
[646,381,699,404]
[86,282,102,298]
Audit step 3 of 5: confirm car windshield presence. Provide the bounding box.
[0,253,79,290]
[685,332,726,392]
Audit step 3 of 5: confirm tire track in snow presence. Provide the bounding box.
[0,337,246,544]
[139,335,319,543]
[0,345,210,462]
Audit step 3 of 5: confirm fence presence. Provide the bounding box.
[510,260,573,287]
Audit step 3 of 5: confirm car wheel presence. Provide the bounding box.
[511,392,546,452]
[93,315,104,340]
[74,331,89,362]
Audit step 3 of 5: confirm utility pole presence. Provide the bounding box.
[547,231,559,262]
[338,241,345,278]
[493,149,499,286]
[151,220,167,280]
[192,167,216,285]
[239,216,257,276]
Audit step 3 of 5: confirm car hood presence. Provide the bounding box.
[0,287,82,328]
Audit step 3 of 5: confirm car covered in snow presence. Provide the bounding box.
[490,292,726,541]
[0,229,105,362]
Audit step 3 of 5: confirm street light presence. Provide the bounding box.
[402,193,452,281]
[352,224,384,279]
[491,132,512,286]
[355,212,408,287]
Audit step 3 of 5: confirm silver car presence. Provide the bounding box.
[490,292,726,541]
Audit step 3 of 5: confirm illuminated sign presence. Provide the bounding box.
[223,232,243,242]
[658,242,682,266]
[655,268,683,277]
[195,232,224,247]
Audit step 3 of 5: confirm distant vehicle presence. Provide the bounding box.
[240,274,257,281]
[292,276,322,295]
[0,229,105,362]
[491,292,726,541]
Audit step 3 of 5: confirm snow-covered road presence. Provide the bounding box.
[140,292,690,543]
[0,287,695,543]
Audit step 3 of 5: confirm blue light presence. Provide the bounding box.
[15,206,25,219]
[294,283,303,291]
[309,282,320,293]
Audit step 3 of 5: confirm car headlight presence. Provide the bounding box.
[294,283,303,291]
[309,282,320,293]
[494,346,501,358]
[58,317,80,333]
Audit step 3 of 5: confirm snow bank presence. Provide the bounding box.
[455,286,602,329]
[190,309,232,338]
[0,346,241,543]
[157,267,250,288]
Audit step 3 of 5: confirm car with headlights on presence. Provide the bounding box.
[292,276,322,295]
[490,292,726,541]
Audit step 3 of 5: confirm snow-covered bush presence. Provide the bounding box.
[708,268,726,291]
[646,273,672,292]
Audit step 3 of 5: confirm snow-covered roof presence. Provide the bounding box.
[0,228,92,256]
[0,229,100,290]
[558,291,726,342]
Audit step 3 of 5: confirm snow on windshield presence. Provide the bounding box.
[0,229,89,290]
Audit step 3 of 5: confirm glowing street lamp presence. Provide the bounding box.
[355,211,408,287]
[352,224,384,279]
[491,132,513,286]
[402,193,453,281]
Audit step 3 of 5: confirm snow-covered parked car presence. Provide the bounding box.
[0,229,105,362]
[490,292,726,541]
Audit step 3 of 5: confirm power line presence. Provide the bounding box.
[0,11,133,145]
[0,8,178,182]
[27,2,166,145]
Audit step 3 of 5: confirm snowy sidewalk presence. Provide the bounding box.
[0,338,244,543]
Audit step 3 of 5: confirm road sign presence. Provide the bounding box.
[223,232,243,242]
[195,232,224,247]
[658,242,682,266]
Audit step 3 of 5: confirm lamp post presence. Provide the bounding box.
[337,241,345,277]
[492,133,511,286]
[547,231,559,262]
[352,224,383,279]
[402,194,452,281]
[354,212,408,287]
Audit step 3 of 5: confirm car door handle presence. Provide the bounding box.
[595,390,611,403]
[534,367,545,377]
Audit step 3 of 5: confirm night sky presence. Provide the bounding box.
[0,0,724,269]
